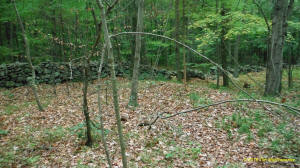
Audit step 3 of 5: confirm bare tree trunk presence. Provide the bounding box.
[97,45,112,168]
[51,1,57,95]
[265,0,292,96]
[0,23,2,46]
[129,1,137,71]
[284,0,294,89]
[288,45,293,88]
[129,0,144,107]
[233,35,240,78]
[182,0,187,89]
[216,0,220,88]
[97,0,128,167]
[58,1,70,95]
[12,0,44,111]
[175,0,182,80]
[82,56,93,146]
[221,2,229,87]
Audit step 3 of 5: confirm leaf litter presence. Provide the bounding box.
[0,78,297,167]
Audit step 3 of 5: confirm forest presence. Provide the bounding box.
[0,0,300,167]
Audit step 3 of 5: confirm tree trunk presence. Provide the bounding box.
[129,0,144,107]
[130,1,137,71]
[0,23,2,46]
[221,2,229,87]
[97,0,128,167]
[265,0,292,96]
[288,45,293,88]
[5,22,10,46]
[216,0,220,88]
[13,0,44,111]
[97,45,112,168]
[82,57,93,146]
[175,0,182,80]
[182,0,187,88]
[59,0,70,95]
[9,22,13,49]
[234,35,240,78]
[51,5,58,95]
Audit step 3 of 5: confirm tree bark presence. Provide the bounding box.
[97,0,128,167]
[175,0,182,80]
[97,44,112,168]
[12,0,44,111]
[182,0,187,88]
[129,0,137,71]
[233,35,240,78]
[129,0,144,107]
[82,56,93,146]
[288,45,293,88]
[0,23,2,46]
[216,0,220,88]
[220,2,229,87]
[265,0,292,96]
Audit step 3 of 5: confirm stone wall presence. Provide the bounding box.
[0,61,265,88]
[0,62,206,88]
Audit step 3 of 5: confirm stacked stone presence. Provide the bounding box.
[0,61,207,88]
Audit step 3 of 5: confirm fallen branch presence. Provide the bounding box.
[144,99,300,129]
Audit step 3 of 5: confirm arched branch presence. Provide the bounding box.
[109,32,271,111]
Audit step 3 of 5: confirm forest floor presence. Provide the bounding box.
[0,68,299,168]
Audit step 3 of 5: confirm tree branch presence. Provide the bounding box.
[144,99,300,129]
[92,0,119,52]
[253,0,271,34]
[109,32,260,102]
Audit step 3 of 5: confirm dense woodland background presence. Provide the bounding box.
[0,0,299,72]
[0,0,300,167]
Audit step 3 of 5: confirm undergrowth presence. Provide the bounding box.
[217,109,300,163]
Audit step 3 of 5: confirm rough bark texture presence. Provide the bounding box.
[182,0,187,88]
[216,0,220,88]
[82,57,93,146]
[129,0,144,107]
[97,45,112,168]
[220,2,229,87]
[175,0,182,80]
[265,0,291,96]
[13,0,44,111]
[129,1,137,71]
[234,35,240,78]
[288,46,293,88]
[97,0,128,167]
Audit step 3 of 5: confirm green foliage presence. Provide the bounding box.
[0,130,9,136]
[69,123,86,139]
[69,122,110,142]
[154,73,168,81]
[217,163,244,168]
[26,155,40,165]
[42,126,66,144]
[189,92,211,107]
[164,144,202,161]
[2,104,19,115]
[0,0,299,70]
[219,108,300,159]
[0,151,16,167]
[187,63,213,74]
